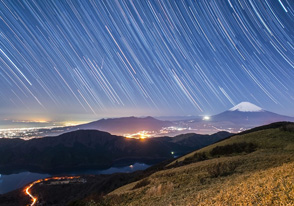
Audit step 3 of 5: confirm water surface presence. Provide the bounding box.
[0,163,149,194]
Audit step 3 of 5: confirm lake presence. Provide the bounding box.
[0,163,149,194]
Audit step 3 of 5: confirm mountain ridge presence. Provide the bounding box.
[208,102,294,127]
[73,116,173,135]
[0,129,231,174]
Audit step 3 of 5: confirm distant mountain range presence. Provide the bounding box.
[74,116,173,135]
[55,102,294,135]
[1,102,293,139]
[0,130,231,174]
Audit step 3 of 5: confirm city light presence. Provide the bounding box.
[203,116,210,120]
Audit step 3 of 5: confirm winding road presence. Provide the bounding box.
[24,176,80,206]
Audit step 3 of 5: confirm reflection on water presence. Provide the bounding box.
[68,163,150,175]
[0,163,149,194]
[0,172,50,194]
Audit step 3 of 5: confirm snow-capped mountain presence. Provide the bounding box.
[174,102,294,135]
[229,102,263,112]
[211,102,294,126]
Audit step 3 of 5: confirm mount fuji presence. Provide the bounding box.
[210,102,294,127]
[229,102,263,112]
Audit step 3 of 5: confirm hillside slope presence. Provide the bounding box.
[87,122,294,206]
[0,130,174,173]
[0,130,231,174]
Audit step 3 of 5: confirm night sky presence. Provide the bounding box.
[1,0,294,124]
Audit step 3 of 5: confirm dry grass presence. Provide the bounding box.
[97,151,294,206]
[169,128,294,166]
[86,127,294,206]
[194,162,294,205]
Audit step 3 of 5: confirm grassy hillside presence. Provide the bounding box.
[171,123,294,165]
[83,122,294,206]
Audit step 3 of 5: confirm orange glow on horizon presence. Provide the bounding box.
[12,119,49,123]
[124,130,152,139]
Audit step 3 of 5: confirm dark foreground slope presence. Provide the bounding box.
[0,130,231,174]
[83,122,294,206]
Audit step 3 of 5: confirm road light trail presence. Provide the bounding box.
[24,176,80,206]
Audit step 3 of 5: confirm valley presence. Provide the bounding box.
[0,122,294,205]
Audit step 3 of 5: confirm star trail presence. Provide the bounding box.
[0,0,294,124]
